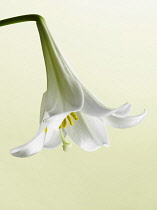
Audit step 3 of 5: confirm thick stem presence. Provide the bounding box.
[0,14,44,27]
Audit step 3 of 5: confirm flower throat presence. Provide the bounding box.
[44,112,79,151]
[59,112,79,151]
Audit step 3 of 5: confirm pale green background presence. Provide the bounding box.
[0,0,156,209]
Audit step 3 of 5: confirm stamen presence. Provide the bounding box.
[59,128,72,152]
[70,112,79,120]
[58,112,78,129]
[59,124,62,129]
[62,118,67,128]
[67,115,74,125]
[44,127,48,133]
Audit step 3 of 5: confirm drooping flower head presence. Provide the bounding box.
[1,15,145,158]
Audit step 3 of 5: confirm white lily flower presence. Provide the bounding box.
[10,18,146,158]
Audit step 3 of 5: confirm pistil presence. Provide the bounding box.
[58,112,79,151]
[59,128,72,152]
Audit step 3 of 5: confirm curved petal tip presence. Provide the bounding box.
[10,147,32,158]
[104,143,110,148]
[105,109,147,129]
[10,130,46,158]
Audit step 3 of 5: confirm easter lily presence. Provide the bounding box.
[0,15,146,157]
[8,17,146,157]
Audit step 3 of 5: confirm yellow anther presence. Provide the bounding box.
[70,112,79,120]
[59,113,78,129]
[44,127,48,133]
[62,118,67,128]
[59,124,62,129]
[67,115,74,125]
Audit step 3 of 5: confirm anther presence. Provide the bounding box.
[44,127,48,133]
[62,118,67,128]
[67,115,74,125]
[70,112,79,120]
[59,124,62,129]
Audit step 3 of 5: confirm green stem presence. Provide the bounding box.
[0,14,50,91]
[0,14,48,89]
[0,14,44,27]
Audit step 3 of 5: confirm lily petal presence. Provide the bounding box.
[65,112,110,152]
[45,20,144,128]
[112,103,132,118]
[43,110,71,148]
[81,87,130,117]
[40,92,46,124]
[10,122,46,158]
[37,21,84,116]
[104,110,147,128]
[43,128,62,149]
[50,37,131,118]
[10,111,67,157]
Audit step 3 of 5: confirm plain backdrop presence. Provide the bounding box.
[0,0,156,209]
